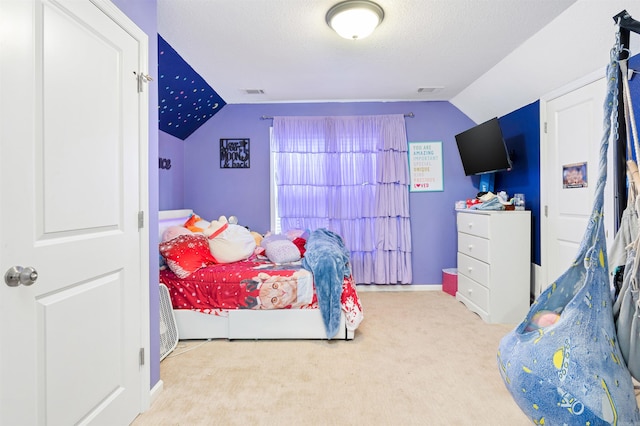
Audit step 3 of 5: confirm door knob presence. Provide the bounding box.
[4,266,38,287]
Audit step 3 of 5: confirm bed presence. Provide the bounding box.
[158,209,363,340]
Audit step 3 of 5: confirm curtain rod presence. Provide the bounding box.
[260,112,414,120]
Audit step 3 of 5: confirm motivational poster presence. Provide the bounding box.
[409,141,443,192]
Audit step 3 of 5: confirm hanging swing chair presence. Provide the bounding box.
[497,27,640,425]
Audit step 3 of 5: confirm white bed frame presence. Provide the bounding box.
[159,209,354,340]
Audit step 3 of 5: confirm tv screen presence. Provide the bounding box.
[455,117,512,176]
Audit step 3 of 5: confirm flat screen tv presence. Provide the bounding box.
[455,117,512,176]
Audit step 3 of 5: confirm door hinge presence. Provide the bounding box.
[544,122,548,133]
[544,205,548,217]
[139,348,145,366]
[138,211,144,229]
[135,71,153,93]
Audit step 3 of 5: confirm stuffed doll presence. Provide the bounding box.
[183,213,210,233]
[203,216,256,263]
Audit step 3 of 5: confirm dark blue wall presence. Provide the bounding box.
[629,55,640,125]
[496,102,541,265]
[630,55,640,157]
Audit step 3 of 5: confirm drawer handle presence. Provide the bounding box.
[467,288,473,295]
[467,244,473,251]
[467,267,473,273]
[467,222,473,229]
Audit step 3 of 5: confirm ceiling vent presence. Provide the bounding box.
[417,87,443,93]
[244,89,265,95]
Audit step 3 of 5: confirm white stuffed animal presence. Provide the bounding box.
[203,216,256,263]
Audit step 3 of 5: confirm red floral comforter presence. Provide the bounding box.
[160,260,363,331]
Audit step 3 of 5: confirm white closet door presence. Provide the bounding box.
[0,0,148,424]
[541,75,614,295]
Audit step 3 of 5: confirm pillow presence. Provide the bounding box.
[261,233,289,246]
[263,238,301,264]
[162,225,192,242]
[159,234,216,278]
[285,228,309,241]
[183,213,210,233]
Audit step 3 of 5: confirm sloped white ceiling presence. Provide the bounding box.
[452,1,640,123]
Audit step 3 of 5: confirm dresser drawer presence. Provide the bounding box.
[457,252,490,287]
[458,232,490,263]
[457,212,490,238]
[457,273,489,312]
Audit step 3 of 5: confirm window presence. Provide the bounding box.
[270,115,412,284]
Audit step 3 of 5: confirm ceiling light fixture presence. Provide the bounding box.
[326,0,384,40]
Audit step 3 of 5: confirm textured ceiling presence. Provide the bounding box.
[157,0,578,105]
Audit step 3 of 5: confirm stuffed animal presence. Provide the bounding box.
[250,231,263,246]
[183,213,210,233]
[203,216,256,263]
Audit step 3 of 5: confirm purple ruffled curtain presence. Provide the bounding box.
[271,115,412,284]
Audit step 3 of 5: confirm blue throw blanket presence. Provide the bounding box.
[302,228,350,338]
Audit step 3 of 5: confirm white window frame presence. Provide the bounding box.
[269,127,281,234]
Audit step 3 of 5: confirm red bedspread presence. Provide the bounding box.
[160,260,363,330]
[161,261,315,311]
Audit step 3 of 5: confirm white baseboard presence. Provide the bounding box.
[356,284,441,292]
[148,379,164,409]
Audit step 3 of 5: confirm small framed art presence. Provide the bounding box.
[220,138,250,168]
[562,161,587,188]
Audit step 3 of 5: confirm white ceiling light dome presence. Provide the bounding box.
[326,0,384,40]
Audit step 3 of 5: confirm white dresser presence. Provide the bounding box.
[456,209,531,324]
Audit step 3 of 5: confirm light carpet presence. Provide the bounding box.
[132,291,551,425]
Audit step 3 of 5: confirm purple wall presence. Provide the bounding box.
[111,0,160,389]
[159,131,184,210]
[177,101,477,285]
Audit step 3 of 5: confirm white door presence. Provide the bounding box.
[0,1,149,425]
[541,74,614,295]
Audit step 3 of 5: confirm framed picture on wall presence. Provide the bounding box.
[220,138,250,168]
